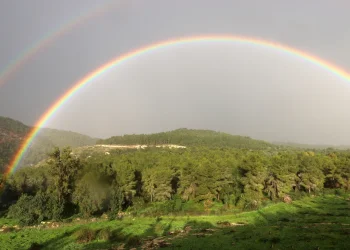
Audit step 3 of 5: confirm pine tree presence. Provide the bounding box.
[47,147,81,218]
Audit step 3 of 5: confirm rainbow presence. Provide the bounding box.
[0,1,121,87]
[4,34,350,178]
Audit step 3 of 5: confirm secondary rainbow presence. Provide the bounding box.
[0,1,121,87]
[5,34,350,178]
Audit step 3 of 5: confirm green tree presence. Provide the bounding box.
[238,152,268,208]
[7,191,52,226]
[113,159,136,208]
[47,147,81,218]
[336,154,350,191]
[72,171,108,217]
[143,166,173,202]
[264,152,298,200]
[297,153,325,194]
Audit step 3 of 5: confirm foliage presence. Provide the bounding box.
[74,227,97,244]
[3,145,350,225]
[47,147,82,219]
[97,128,273,149]
[96,227,112,241]
[72,168,109,217]
[7,192,52,226]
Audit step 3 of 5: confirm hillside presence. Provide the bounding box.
[97,128,273,149]
[21,128,98,167]
[0,117,29,172]
[0,116,97,172]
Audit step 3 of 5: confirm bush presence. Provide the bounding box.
[126,235,141,247]
[181,200,205,214]
[74,228,96,244]
[288,190,307,201]
[97,227,112,241]
[137,202,173,217]
[112,231,127,242]
[334,189,348,197]
[7,192,62,226]
[7,194,41,226]
[28,242,42,250]
[130,197,146,212]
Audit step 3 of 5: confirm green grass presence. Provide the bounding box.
[1,195,349,249]
[0,217,17,227]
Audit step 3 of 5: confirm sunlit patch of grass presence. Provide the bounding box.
[0,217,18,227]
[0,194,349,250]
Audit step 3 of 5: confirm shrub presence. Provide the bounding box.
[7,194,41,226]
[97,227,112,241]
[181,200,204,214]
[74,228,96,244]
[112,231,127,242]
[334,189,347,197]
[7,191,65,226]
[126,235,141,247]
[28,242,42,250]
[174,198,183,211]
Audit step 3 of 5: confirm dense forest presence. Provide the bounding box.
[1,145,349,226]
[97,128,274,149]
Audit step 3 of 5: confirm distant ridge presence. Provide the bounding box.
[274,141,350,150]
[97,128,273,149]
[4,115,350,173]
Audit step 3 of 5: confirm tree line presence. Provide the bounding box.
[1,146,349,226]
[97,128,273,149]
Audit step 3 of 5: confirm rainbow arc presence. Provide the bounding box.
[5,35,350,178]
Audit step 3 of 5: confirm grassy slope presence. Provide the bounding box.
[1,195,349,250]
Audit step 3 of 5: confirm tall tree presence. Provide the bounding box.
[264,152,298,200]
[72,170,108,217]
[47,147,81,218]
[238,152,268,208]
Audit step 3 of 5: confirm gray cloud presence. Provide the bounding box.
[1,0,350,145]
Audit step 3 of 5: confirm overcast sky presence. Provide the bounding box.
[1,0,350,145]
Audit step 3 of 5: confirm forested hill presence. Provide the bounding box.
[0,116,97,172]
[97,128,273,149]
[22,128,98,167]
[0,116,30,135]
[0,117,29,173]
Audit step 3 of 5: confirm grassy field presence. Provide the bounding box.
[0,194,349,250]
